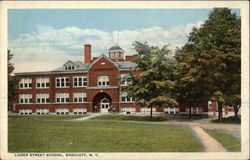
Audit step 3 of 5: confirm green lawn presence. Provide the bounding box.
[205,129,241,152]
[92,114,169,122]
[8,115,87,121]
[8,119,204,152]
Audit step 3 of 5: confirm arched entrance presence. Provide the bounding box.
[92,92,112,113]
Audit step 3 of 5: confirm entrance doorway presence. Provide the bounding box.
[100,98,110,113]
[92,92,112,113]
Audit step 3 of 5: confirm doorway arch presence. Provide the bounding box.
[92,92,112,113]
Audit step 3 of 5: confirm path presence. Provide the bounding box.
[70,113,108,121]
[187,123,227,152]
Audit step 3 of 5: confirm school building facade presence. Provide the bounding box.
[13,44,217,115]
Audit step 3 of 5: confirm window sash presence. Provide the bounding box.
[55,77,69,88]
[19,94,32,104]
[19,78,32,89]
[55,93,69,103]
[73,76,87,87]
[97,76,109,86]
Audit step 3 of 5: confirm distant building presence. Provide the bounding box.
[13,44,216,115]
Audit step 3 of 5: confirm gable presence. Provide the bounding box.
[88,54,119,71]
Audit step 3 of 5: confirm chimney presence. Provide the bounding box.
[84,44,91,64]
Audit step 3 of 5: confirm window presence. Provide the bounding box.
[65,64,76,70]
[120,107,136,114]
[73,108,87,114]
[19,78,32,89]
[186,107,203,114]
[73,76,87,87]
[97,76,109,86]
[121,92,135,102]
[55,93,69,103]
[36,109,49,115]
[19,109,32,115]
[121,74,131,86]
[141,107,156,113]
[73,93,87,103]
[36,78,49,88]
[19,94,32,104]
[36,93,49,103]
[55,108,69,114]
[56,77,69,88]
[164,107,178,114]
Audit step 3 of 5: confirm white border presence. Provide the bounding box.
[0,1,249,160]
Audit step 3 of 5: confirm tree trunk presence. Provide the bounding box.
[189,106,192,118]
[218,102,223,122]
[233,105,240,119]
[150,106,153,120]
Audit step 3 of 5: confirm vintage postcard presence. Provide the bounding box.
[0,1,249,160]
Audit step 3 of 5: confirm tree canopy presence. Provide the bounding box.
[8,50,19,111]
[123,41,178,119]
[175,8,241,120]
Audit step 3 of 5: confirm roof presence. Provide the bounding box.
[15,55,136,76]
[109,45,124,51]
[116,61,137,69]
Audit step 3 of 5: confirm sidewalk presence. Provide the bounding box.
[188,124,227,152]
[70,113,108,121]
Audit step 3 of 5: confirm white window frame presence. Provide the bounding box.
[55,93,69,103]
[73,76,87,87]
[73,108,87,114]
[19,78,32,89]
[97,76,110,86]
[55,108,69,114]
[141,107,156,113]
[120,107,136,114]
[36,93,49,103]
[121,92,135,102]
[36,109,49,115]
[36,77,49,88]
[19,94,32,104]
[19,109,32,115]
[121,74,131,86]
[55,77,69,88]
[73,92,87,103]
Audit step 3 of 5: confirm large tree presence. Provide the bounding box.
[175,44,207,118]
[123,41,178,120]
[8,50,19,111]
[176,8,241,121]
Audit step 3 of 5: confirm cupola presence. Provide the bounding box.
[108,45,124,61]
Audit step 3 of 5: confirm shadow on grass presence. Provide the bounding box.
[211,116,241,124]
[92,114,213,122]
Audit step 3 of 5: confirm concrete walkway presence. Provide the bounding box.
[70,113,107,121]
[188,125,227,152]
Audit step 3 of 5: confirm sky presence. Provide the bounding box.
[8,9,240,73]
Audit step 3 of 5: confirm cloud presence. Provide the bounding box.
[9,21,204,73]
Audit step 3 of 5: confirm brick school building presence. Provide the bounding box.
[13,44,217,115]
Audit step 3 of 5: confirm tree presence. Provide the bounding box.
[176,8,241,121]
[8,50,19,111]
[123,41,178,120]
[175,45,207,118]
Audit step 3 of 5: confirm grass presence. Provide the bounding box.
[92,114,169,122]
[205,129,241,152]
[8,115,88,121]
[92,114,214,122]
[211,116,241,124]
[8,119,204,152]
